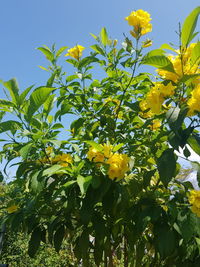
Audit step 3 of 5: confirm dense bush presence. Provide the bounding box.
[0,6,200,266]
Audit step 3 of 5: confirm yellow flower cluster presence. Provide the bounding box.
[52,153,73,167]
[188,190,200,217]
[87,144,130,180]
[38,147,73,167]
[187,84,200,116]
[157,43,200,83]
[7,205,19,213]
[125,9,152,39]
[139,82,176,118]
[65,45,85,60]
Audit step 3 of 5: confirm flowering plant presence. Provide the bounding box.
[0,7,200,266]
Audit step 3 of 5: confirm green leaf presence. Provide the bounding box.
[188,134,200,156]
[154,223,176,258]
[37,47,54,61]
[157,148,177,186]
[100,27,109,46]
[26,86,55,120]
[90,33,98,40]
[42,164,63,177]
[19,85,34,105]
[54,225,65,252]
[191,41,200,66]
[0,78,19,104]
[166,106,188,131]
[19,143,33,159]
[160,43,177,53]
[28,227,42,257]
[63,180,76,188]
[0,120,22,134]
[77,175,92,195]
[141,49,175,72]
[56,46,68,58]
[90,45,105,56]
[181,6,200,47]
[43,94,56,116]
[113,143,124,152]
[65,58,78,67]
[70,117,85,135]
[84,140,103,151]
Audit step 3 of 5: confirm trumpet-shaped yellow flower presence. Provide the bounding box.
[187,84,200,116]
[107,153,130,180]
[189,190,200,217]
[87,144,130,180]
[52,153,73,167]
[125,9,152,39]
[65,45,85,60]
[157,43,200,83]
[139,82,176,118]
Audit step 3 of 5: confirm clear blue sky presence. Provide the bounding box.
[0,0,199,93]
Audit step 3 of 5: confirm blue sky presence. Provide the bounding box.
[0,0,199,91]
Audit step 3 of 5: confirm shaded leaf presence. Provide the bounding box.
[28,227,42,257]
[157,148,177,186]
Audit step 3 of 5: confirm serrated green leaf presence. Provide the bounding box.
[141,49,175,72]
[65,58,78,66]
[43,94,56,116]
[181,6,200,47]
[56,46,68,58]
[26,86,55,120]
[90,45,105,56]
[19,85,34,105]
[37,47,54,61]
[19,143,33,159]
[0,78,19,104]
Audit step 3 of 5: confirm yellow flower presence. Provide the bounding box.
[87,147,104,162]
[107,153,130,180]
[45,146,53,154]
[189,190,200,217]
[65,45,85,60]
[101,144,113,158]
[187,84,200,116]
[139,82,176,118]
[157,43,200,83]
[148,119,161,131]
[7,205,19,213]
[52,153,73,167]
[125,9,152,39]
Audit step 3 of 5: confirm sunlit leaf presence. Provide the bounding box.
[181,6,200,47]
